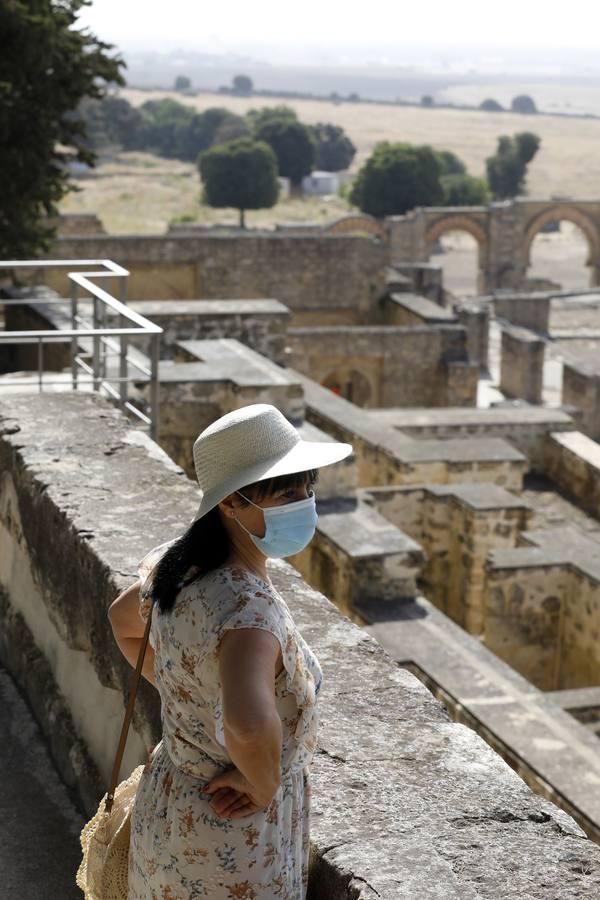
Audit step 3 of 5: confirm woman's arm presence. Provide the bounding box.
[217,627,282,798]
[108,579,157,689]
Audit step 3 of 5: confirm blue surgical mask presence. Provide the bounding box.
[234,489,318,558]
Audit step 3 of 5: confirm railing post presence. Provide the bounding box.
[150,333,160,442]
[119,313,128,407]
[100,300,107,382]
[37,338,44,391]
[70,280,78,390]
[92,295,100,391]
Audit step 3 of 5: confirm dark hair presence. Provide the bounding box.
[151,468,318,613]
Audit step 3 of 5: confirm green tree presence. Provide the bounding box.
[77,95,144,151]
[177,108,248,162]
[174,75,192,92]
[138,98,194,157]
[254,117,316,189]
[232,74,253,95]
[247,105,297,132]
[435,150,467,176]
[480,98,504,112]
[441,174,491,206]
[511,94,537,114]
[349,142,444,217]
[0,0,124,258]
[309,123,356,171]
[486,132,541,199]
[199,138,279,227]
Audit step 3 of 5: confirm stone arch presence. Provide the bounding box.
[322,368,373,407]
[424,214,488,250]
[424,214,489,295]
[326,215,386,238]
[523,205,600,271]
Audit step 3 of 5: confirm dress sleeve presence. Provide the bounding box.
[214,587,319,768]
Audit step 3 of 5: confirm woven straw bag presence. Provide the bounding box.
[76,597,155,898]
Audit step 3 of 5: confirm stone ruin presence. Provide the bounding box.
[4,213,600,895]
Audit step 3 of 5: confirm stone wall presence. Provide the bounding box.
[287,324,478,408]
[4,392,598,895]
[370,406,573,474]
[112,299,291,364]
[500,324,545,403]
[294,370,528,490]
[544,430,600,515]
[362,483,531,635]
[46,233,388,321]
[454,301,490,369]
[493,292,551,333]
[562,363,600,442]
[151,340,305,478]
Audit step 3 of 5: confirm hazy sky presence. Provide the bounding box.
[79,0,600,54]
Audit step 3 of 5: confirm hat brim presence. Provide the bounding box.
[191,438,353,522]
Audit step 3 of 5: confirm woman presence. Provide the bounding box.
[108,403,353,899]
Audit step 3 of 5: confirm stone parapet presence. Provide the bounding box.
[562,362,600,442]
[2,391,600,895]
[362,482,531,635]
[370,405,573,472]
[492,291,551,333]
[544,430,600,515]
[293,370,528,490]
[500,323,545,403]
[486,525,600,690]
[381,292,456,326]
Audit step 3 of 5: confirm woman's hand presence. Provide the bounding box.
[202,766,279,819]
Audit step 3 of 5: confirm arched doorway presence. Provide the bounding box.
[524,208,600,292]
[424,216,488,300]
[322,368,372,407]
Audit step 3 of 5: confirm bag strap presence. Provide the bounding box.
[105,596,156,814]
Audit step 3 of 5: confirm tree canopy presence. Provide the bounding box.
[309,123,356,172]
[232,74,253,95]
[174,75,192,92]
[486,132,541,199]
[480,98,504,112]
[349,142,444,217]
[511,95,538,114]
[0,0,124,258]
[198,138,279,227]
[441,174,491,206]
[253,116,316,187]
[435,150,467,176]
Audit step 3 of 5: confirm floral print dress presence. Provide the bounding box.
[127,540,323,900]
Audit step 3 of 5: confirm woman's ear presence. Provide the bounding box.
[218,492,241,517]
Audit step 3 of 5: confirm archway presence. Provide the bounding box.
[424,215,488,299]
[524,207,600,291]
[322,368,373,407]
[325,215,386,239]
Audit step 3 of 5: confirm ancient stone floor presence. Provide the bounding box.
[0,665,84,898]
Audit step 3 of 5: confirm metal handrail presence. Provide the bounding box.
[0,259,163,439]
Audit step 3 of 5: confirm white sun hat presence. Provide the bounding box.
[191,403,353,522]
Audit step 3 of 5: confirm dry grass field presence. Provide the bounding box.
[120,88,600,197]
[59,88,600,295]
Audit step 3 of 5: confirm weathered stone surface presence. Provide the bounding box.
[3,391,600,896]
[294,370,528,490]
[286,323,476,408]
[363,593,600,853]
[500,324,545,404]
[370,404,573,472]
